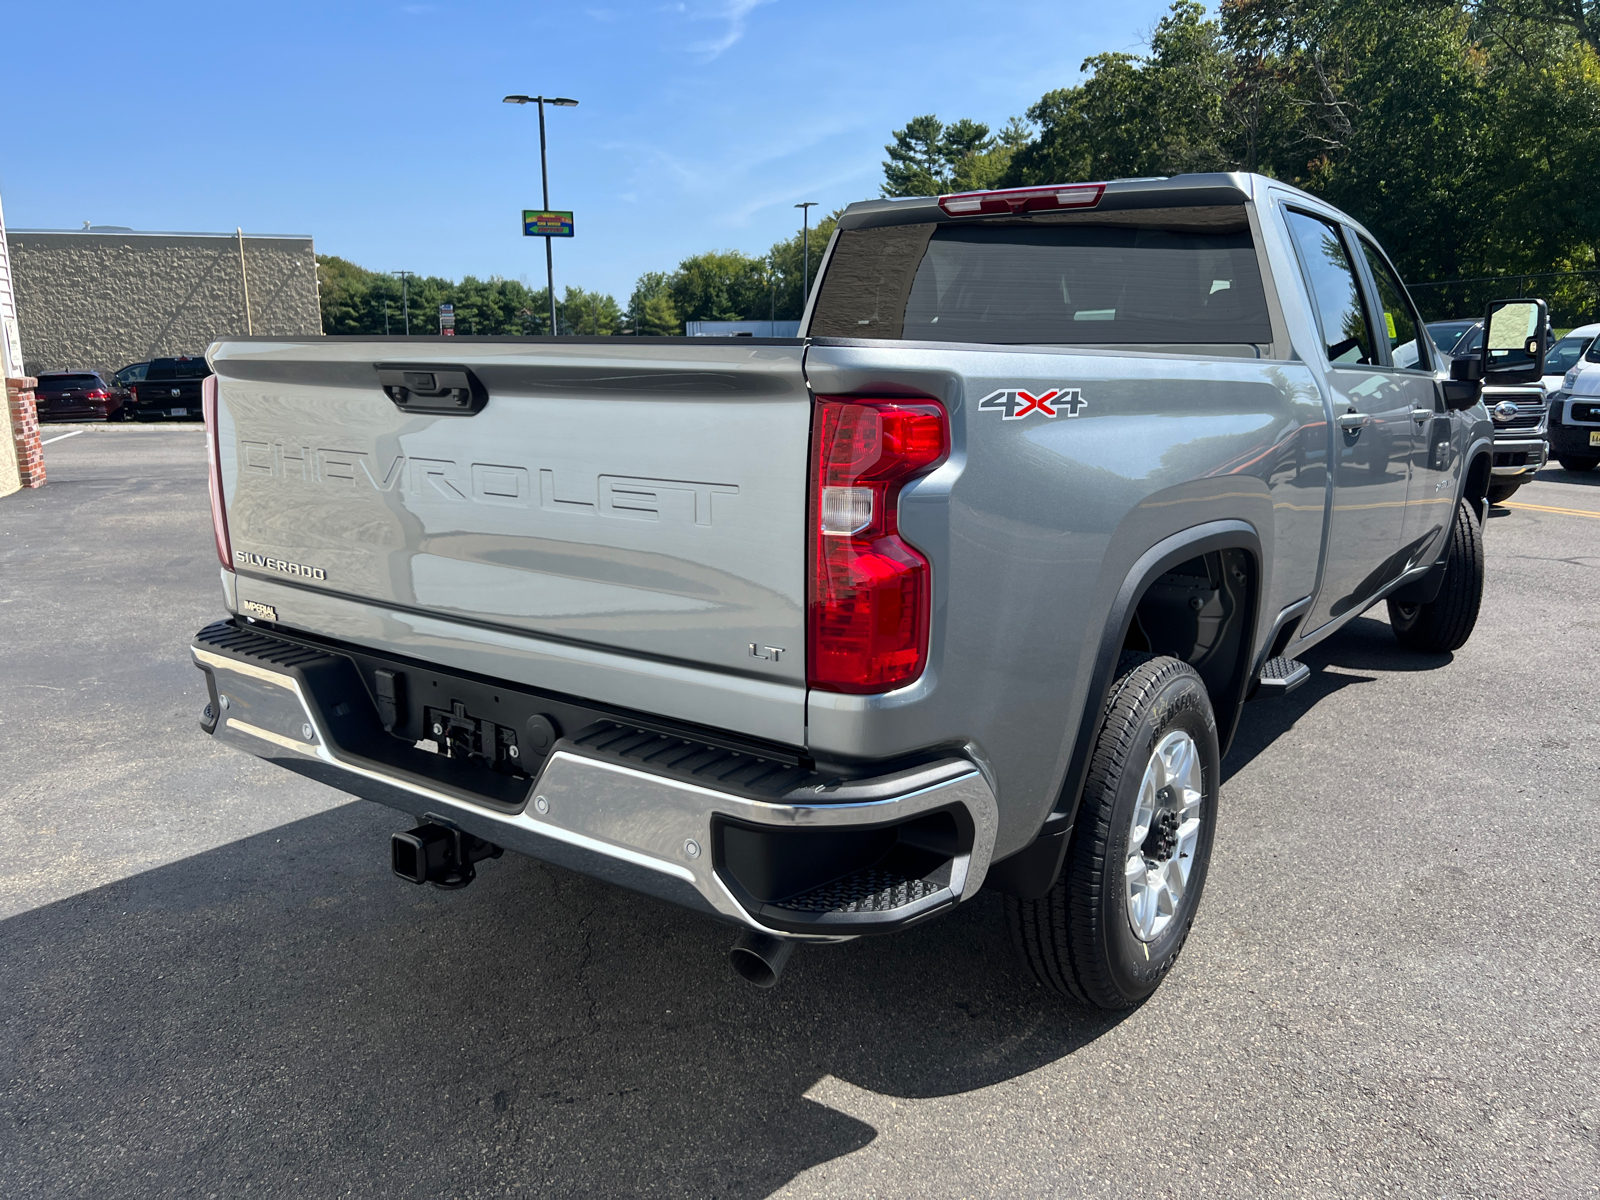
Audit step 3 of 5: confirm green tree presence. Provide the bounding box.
[315,255,633,336]
[1004,1,1232,185]
[765,212,840,317]
[560,286,623,335]
[940,0,1600,322]
[882,114,952,196]
[882,115,1034,197]
[637,294,681,336]
[665,250,771,323]
[627,271,680,334]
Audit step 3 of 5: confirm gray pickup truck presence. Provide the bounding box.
[190,173,1546,1009]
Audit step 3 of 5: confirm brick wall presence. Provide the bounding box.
[7,377,44,488]
[9,230,320,378]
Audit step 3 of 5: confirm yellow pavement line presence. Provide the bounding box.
[1501,500,1600,520]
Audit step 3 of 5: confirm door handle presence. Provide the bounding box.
[1337,411,1369,432]
[1410,408,1434,422]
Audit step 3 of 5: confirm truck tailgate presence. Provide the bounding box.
[210,339,811,701]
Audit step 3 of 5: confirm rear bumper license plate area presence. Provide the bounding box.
[190,620,997,936]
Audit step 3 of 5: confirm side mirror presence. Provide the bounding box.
[1440,355,1483,411]
[1481,298,1548,386]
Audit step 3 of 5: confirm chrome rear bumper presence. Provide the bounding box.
[191,628,997,940]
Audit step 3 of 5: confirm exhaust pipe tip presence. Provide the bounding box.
[730,930,796,988]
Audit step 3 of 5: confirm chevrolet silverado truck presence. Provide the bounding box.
[190,174,1544,1009]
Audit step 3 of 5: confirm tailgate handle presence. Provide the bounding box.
[374,364,487,415]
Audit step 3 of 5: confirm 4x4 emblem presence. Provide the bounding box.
[977,387,1087,420]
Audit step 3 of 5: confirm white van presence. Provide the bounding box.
[1542,322,1600,393]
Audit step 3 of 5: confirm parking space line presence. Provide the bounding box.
[40,430,85,446]
[1502,500,1600,520]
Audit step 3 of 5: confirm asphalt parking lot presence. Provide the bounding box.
[2,428,1596,1198]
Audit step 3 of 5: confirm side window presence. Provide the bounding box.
[1359,239,1429,371]
[1284,209,1376,366]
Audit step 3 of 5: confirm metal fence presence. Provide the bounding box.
[1409,268,1600,330]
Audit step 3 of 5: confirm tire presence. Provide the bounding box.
[1386,499,1484,653]
[1486,479,1522,504]
[1558,455,1599,473]
[1006,653,1219,1010]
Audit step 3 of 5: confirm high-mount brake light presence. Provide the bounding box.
[202,374,233,571]
[808,398,948,694]
[938,183,1105,217]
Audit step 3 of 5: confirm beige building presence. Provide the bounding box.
[9,227,320,378]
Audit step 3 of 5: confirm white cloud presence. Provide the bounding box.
[687,0,771,61]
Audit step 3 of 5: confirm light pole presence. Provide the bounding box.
[504,93,579,335]
[795,201,818,310]
[393,271,414,335]
[384,299,390,336]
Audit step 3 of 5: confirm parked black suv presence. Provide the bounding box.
[33,371,125,422]
[126,357,208,420]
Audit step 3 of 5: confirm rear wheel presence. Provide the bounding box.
[1387,499,1483,653]
[1486,479,1522,504]
[1006,653,1219,1010]
[1557,455,1599,473]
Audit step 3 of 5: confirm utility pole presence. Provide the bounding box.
[504,94,579,335]
[384,300,390,336]
[769,254,777,329]
[394,271,414,335]
[795,201,819,310]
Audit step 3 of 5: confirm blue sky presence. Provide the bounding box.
[3,0,1181,302]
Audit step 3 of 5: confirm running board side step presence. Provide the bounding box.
[1254,656,1310,697]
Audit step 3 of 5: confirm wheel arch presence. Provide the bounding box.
[1462,444,1493,523]
[986,519,1262,898]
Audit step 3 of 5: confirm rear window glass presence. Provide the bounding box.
[810,217,1273,346]
[38,374,102,387]
[146,358,209,379]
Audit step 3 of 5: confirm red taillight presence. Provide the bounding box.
[128,385,139,401]
[937,182,1104,217]
[202,374,233,571]
[85,389,109,399]
[808,398,947,694]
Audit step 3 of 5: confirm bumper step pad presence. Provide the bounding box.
[780,869,946,915]
[1257,655,1310,695]
[569,721,822,801]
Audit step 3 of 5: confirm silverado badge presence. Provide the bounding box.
[977,387,1087,420]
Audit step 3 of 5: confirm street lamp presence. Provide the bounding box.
[504,93,579,336]
[795,201,819,310]
[393,271,414,335]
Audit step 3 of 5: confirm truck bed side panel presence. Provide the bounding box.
[804,341,1327,858]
